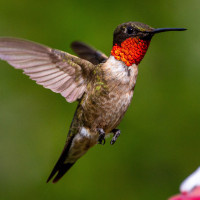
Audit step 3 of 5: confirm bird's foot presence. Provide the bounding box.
[97,128,106,145]
[110,129,121,145]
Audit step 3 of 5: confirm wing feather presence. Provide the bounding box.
[44,76,71,89]
[40,74,69,86]
[9,60,50,69]
[25,68,61,78]
[34,71,64,83]
[23,64,56,73]
[71,41,108,65]
[0,37,95,102]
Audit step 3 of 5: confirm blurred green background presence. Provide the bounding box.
[0,0,199,200]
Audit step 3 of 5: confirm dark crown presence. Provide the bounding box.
[113,22,154,46]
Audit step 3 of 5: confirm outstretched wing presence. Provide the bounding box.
[71,41,108,65]
[0,37,95,102]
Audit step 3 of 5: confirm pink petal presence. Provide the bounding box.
[190,187,200,197]
[169,187,200,200]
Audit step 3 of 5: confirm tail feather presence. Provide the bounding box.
[51,163,74,183]
[47,125,94,183]
[47,135,75,183]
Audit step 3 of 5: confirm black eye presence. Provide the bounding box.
[127,26,134,34]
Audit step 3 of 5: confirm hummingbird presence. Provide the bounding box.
[0,22,186,183]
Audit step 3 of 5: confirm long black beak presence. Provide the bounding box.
[151,28,187,34]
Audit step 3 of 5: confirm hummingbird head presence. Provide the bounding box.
[111,21,186,66]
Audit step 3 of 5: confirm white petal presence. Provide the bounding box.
[180,167,200,192]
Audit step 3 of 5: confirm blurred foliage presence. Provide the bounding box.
[0,0,199,200]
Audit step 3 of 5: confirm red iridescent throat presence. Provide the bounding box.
[111,37,150,66]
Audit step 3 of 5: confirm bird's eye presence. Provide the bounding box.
[127,26,134,34]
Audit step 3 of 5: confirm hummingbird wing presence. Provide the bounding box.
[71,41,108,65]
[0,37,95,102]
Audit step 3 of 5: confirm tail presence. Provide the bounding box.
[47,128,94,183]
[47,134,75,183]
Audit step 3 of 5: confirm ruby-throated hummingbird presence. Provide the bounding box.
[0,22,186,183]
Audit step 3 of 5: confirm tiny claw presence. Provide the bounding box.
[97,128,106,145]
[110,138,115,145]
[110,129,121,145]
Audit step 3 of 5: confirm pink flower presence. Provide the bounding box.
[169,167,200,200]
[169,187,200,200]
